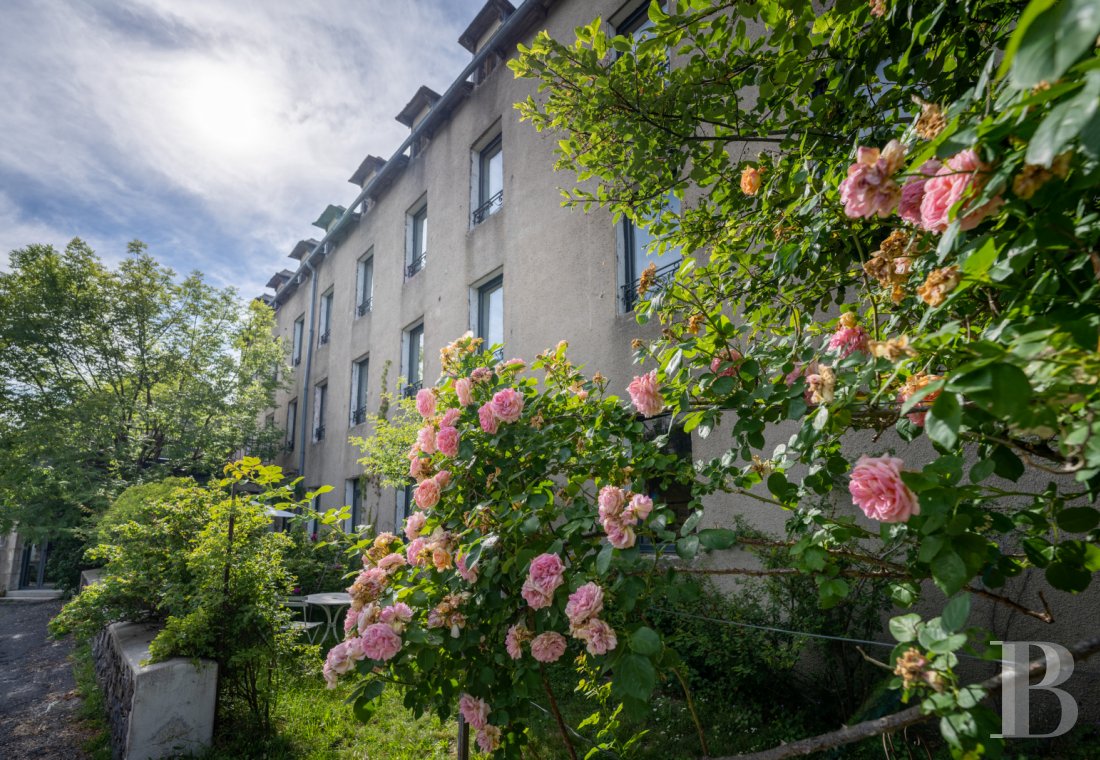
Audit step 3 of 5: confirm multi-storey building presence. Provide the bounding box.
[261,0,698,535]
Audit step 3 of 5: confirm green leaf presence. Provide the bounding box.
[992,445,1025,482]
[1046,561,1092,592]
[949,363,1031,418]
[997,0,1055,82]
[596,542,614,575]
[889,612,922,643]
[1056,507,1100,533]
[629,626,662,656]
[614,653,657,701]
[931,548,969,596]
[351,680,385,722]
[697,528,737,550]
[1009,0,1100,90]
[1026,72,1100,166]
[676,535,699,560]
[925,393,961,450]
[942,593,971,632]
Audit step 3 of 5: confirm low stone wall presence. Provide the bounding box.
[92,623,217,760]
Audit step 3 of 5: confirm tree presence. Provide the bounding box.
[0,239,285,542]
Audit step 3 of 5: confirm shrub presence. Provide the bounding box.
[51,459,324,731]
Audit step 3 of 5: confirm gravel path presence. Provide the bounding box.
[0,600,93,759]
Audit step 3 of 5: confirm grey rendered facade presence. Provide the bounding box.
[262,0,677,535]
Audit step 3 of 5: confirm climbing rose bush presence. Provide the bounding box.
[327,335,698,757]
[509,0,1100,756]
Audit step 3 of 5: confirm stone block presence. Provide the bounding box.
[93,622,217,760]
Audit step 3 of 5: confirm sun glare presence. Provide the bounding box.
[174,60,276,157]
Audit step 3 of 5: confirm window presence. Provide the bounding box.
[356,251,374,317]
[402,323,424,398]
[407,204,428,278]
[617,2,656,39]
[346,478,363,530]
[476,275,504,360]
[473,134,503,225]
[318,290,333,345]
[292,316,304,365]
[286,399,297,451]
[313,383,327,441]
[621,193,682,312]
[396,483,413,526]
[351,356,369,426]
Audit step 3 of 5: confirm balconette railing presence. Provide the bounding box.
[471,190,503,225]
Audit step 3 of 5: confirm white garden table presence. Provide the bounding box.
[303,592,350,643]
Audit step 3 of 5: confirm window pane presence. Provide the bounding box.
[486,148,503,200]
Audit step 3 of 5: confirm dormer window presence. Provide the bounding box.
[459,0,515,83]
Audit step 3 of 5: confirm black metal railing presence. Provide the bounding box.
[319,330,331,346]
[356,297,372,317]
[491,347,504,362]
[285,439,295,453]
[293,355,302,366]
[406,253,426,279]
[471,190,503,225]
[402,380,423,399]
[351,406,367,425]
[314,424,326,441]
[622,259,680,312]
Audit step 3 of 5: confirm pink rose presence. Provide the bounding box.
[416,425,436,456]
[414,477,440,510]
[377,552,407,573]
[565,582,604,626]
[434,469,451,488]
[431,546,452,571]
[626,494,653,522]
[490,388,524,423]
[404,511,426,541]
[528,553,565,593]
[898,159,942,224]
[530,632,568,663]
[478,403,499,434]
[343,605,359,635]
[379,602,413,632]
[437,426,459,457]
[827,325,870,359]
[920,149,1003,233]
[325,641,354,677]
[838,142,905,218]
[597,485,626,521]
[456,554,478,583]
[573,618,617,656]
[505,623,529,660]
[709,348,743,377]
[455,377,474,407]
[415,388,436,419]
[441,407,461,427]
[627,370,664,417]
[521,578,553,610]
[848,455,920,523]
[470,367,492,383]
[459,693,491,730]
[406,537,427,567]
[360,622,402,661]
[604,520,636,549]
[408,453,430,482]
[476,725,501,754]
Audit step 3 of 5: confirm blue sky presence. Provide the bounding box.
[0,0,486,297]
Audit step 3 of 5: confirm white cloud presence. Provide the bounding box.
[0,0,485,295]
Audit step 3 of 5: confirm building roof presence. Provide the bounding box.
[348,155,387,188]
[312,205,347,232]
[395,86,442,128]
[265,269,296,290]
[289,238,320,261]
[459,0,516,53]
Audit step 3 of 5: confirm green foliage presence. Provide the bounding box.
[0,239,287,542]
[95,477,194,547]
[508,0,1100,755]
[52,459,318,731]
[282,526,355,596]
[351,390,422,490]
